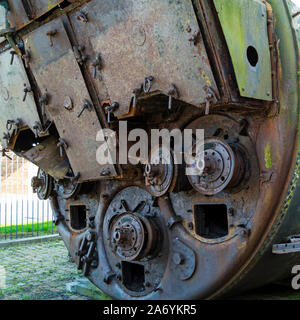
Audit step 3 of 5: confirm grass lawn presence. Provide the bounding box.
[0,222,57,240]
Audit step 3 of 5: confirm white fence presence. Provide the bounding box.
[0,150,56,240]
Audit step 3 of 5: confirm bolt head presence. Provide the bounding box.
[172,252,184,265]
[188,222,194,230]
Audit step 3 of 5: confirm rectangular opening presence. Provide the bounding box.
[194,204,228,239]
[70,205,87,231]
[122,262,145,292]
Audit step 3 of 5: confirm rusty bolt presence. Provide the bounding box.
[33,121,42,139]
[188,222,194,230]
[172,252,184,265]
[39,93,49,116]
[167,84,179,110]
[10,50,17,65]
[77,10,88,23]
[57,138,68,157]
[46,29,58,47]
[105,102,119,124]
[23,85,32,102]
[78,99,93,118]
[92,54,102,79]
[116,274,122,281]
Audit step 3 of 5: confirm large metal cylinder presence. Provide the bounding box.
[0,0,299,299]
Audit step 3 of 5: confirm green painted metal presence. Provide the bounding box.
[213,0,272,101]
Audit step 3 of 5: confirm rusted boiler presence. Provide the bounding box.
[0,0,299,299]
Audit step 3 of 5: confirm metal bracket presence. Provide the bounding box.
[76,230,98,276]
[273,236,300,254]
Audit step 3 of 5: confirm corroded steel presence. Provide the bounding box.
[69,0,218,117]
[0,0,299,300]
[23,18,117,182]
[0,51,41,146]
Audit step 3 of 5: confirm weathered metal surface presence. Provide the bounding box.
[68,2,112,108]
[23,18,117,182]
[213,0,273,101]
[5,0,30,30]
[273,240,300,254]
[0,50,41,146]
[0,0,299,300]
[102,186,168,297]
[71,0,218,117]
[24,0,65,19]
[19,135,69,180]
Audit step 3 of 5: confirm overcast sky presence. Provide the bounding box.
[294,0,300,7]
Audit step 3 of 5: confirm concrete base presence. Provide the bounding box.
[0,234,61,248]
[66,278,112,300]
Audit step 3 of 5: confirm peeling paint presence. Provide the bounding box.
[264,143,272,169]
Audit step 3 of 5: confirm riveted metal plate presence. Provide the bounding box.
[0,50,41,145]
[213,0,272,101]
[272,242,300,254]
[26,0,64,19]
[23,18,117,182]
[71,0,218,117]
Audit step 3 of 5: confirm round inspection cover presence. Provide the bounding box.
[187,138,236,195]
[144,146,176,197]
[109,212,146,261]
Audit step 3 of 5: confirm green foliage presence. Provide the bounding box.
[0,222,57,240]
